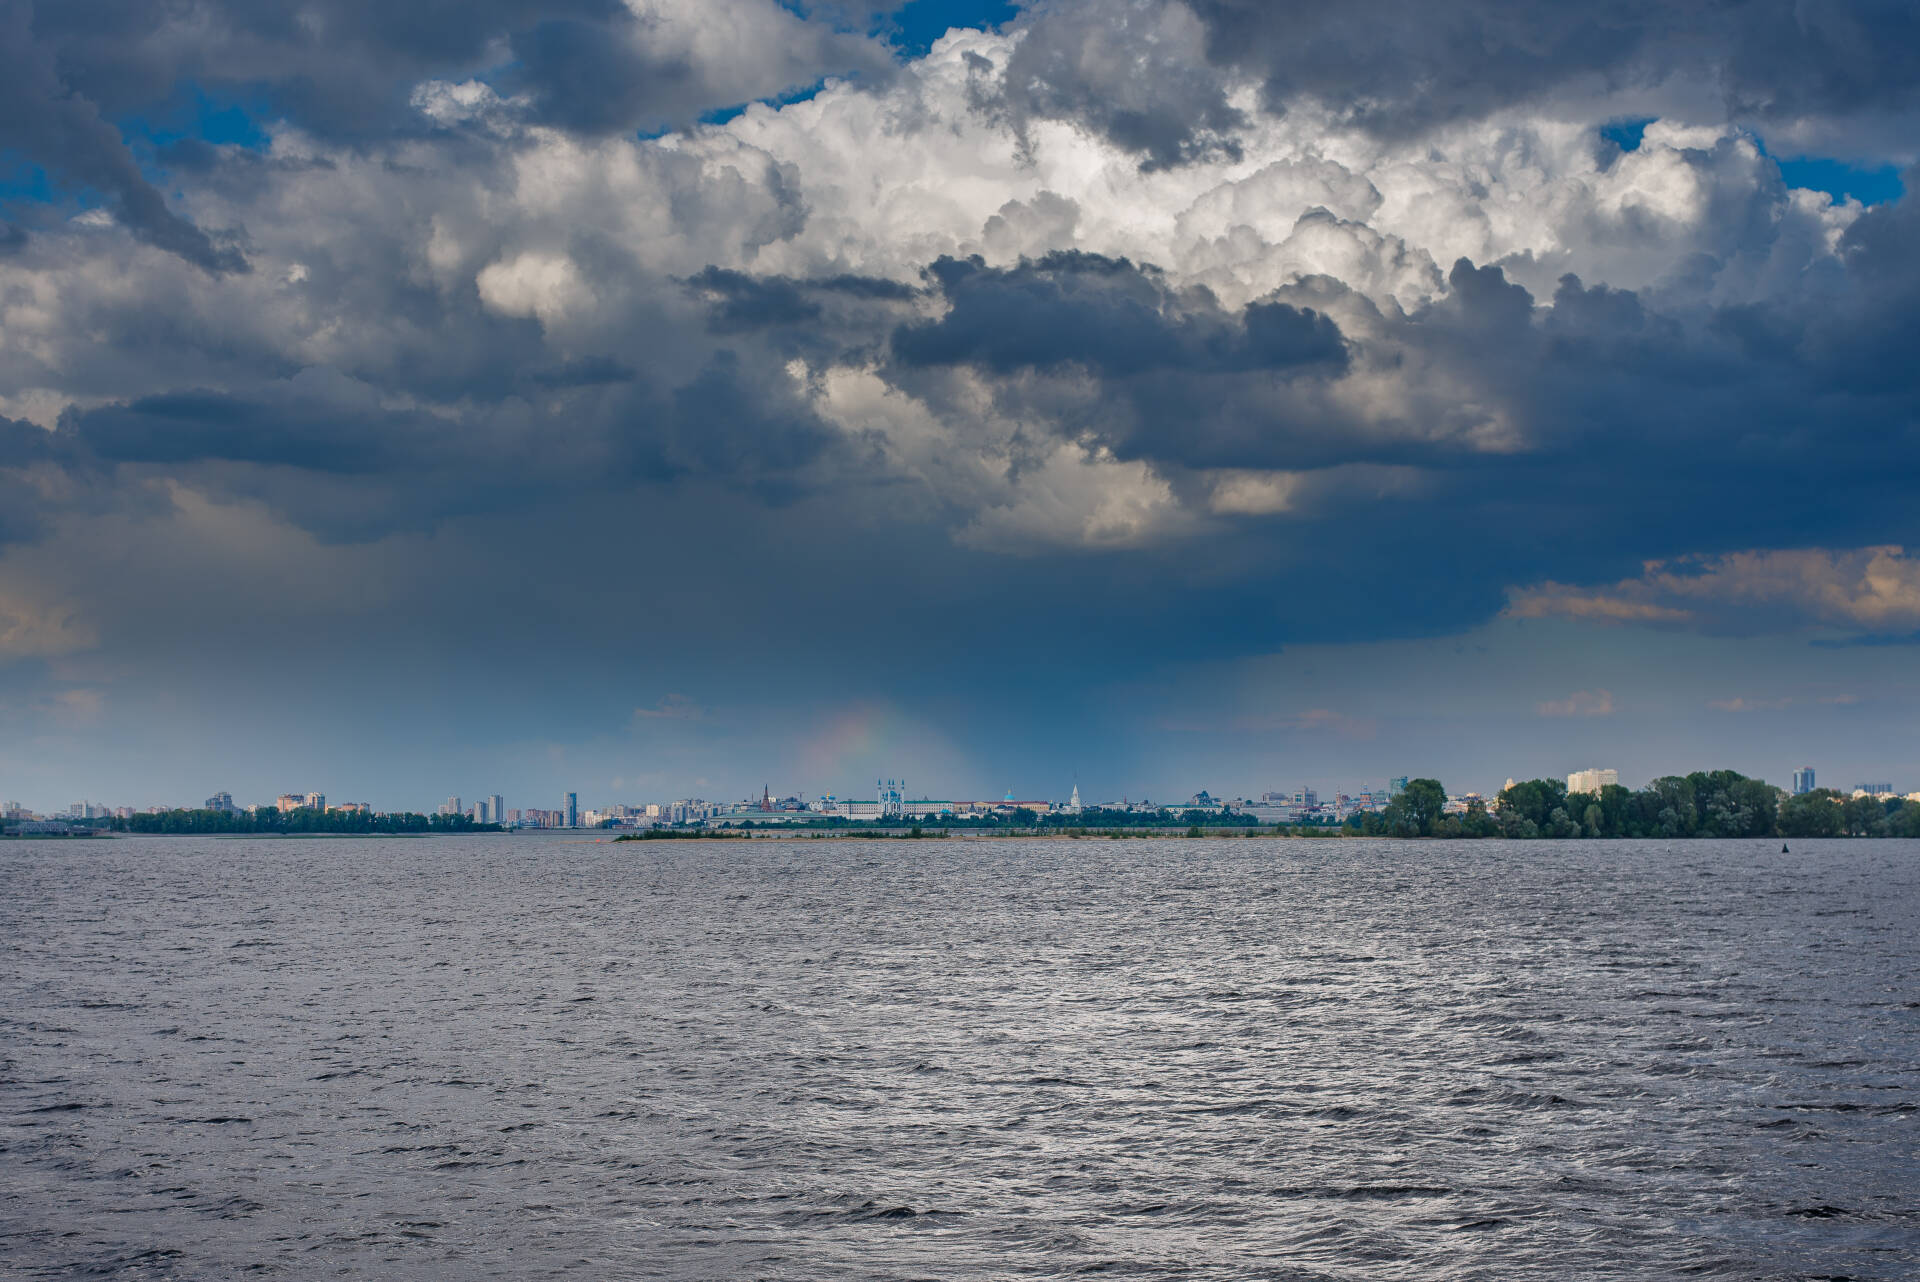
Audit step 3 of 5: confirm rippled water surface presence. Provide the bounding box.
[3,836,1918,1279]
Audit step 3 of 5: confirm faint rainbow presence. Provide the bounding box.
[797,702,899,788]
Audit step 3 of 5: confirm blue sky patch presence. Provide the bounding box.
[118,84,274,154]
[673,2,1022,136]
[1599,117,1654,153]
[0,154,56,205]
[1776,157,1905,206]
[886,0,1021,56]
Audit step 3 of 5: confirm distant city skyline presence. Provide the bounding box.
[10,756,1913,825]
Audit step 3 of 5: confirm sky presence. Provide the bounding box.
[1,0,1917,813]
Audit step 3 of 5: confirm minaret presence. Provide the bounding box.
[1068,784,1082,813]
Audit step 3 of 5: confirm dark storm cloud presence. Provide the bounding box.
[997,0,1244,170]
[48,338,847,543]
[1714,2,1920,122]
[69,389,417,474]
[22,0,894,140]
[1812,630,1920,649]
[886,252,1369,474]
[0,3,246,274]
[1820,168,1920,395]
[1333,246,1920,590]
[503,17,702,136]
[0,414,68,468]
[496,13,898,138]
[0,413,85,545]
[664,350,838,485]
[892,252,1346,376]
[0,2,1913,647]
[860,199,1920,614]
[32,205,1917,635]
[686,266,917,335]
[527,356,640,389]
[1004,0,1920,167]
[50,381,533,541]
[26,0,617,138]
[0,0,896,270]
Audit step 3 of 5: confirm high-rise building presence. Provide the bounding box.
[1791,767,1816,795]
[1389,777,1408,797]
[205,791,235,812]
[276,793,303,813]
[304,791,325,811]
[1856,782,1894,797]
[489,794,504,826]
[1567,768,1618,794]
[565,792,578,827]
[440,796,461,817]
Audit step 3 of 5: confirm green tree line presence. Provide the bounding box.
[1343,773,1920,839]
[113,808,502,835]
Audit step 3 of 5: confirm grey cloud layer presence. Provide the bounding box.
[3,0,895,270]
[892,253,1347,376]
[0,0,1916,699]
[1008,0,1920,167]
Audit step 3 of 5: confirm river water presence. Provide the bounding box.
[2,836,1916,1279]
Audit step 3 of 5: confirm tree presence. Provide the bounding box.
[1381,778,1447,837]
[1497,778,1567,831]
[1460,797,1498,838]
[1779,789,1844,837]
[1642,776,1698,837]
[1680,770,1777,838]
[1595,784,1633,837]
[1842,793,1884,837]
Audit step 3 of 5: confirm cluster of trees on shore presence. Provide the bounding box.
[1343,772,1920,839]
[112,808,502,835]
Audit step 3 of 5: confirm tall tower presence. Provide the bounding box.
[564,792,579,827]
[878,778,904,819]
